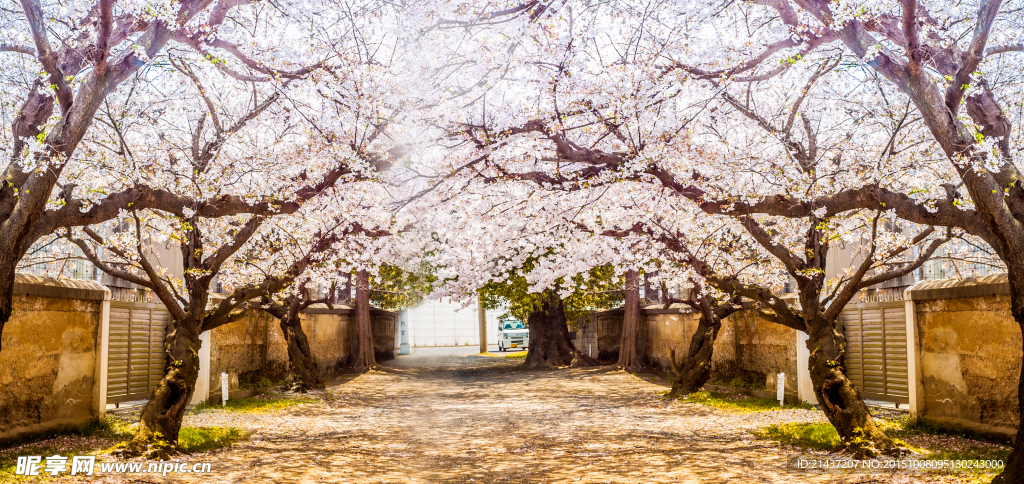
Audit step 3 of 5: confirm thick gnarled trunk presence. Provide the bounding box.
[123,322,203,458]
[523,290,598,368]
[669,312,721,397]
[263,292,324,392]
[617,269,643,369]
[994,277,1024,483]
[281,315,324,392]
[352,269,375,369]
[0,261,16,351]
[805,321,901,458]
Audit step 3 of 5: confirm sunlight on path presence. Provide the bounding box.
[112,353,942,483]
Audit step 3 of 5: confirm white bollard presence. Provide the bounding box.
[777,372,785,407]
[221,372,229,406]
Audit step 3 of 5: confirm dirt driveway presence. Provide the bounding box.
[98,351,958,483]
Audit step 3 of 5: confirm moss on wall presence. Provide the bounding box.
[302,312,354,374]
[641,308,798,395]
[209,310,356,397]
[0,294,101,441]
[596,312,624,362]
[371,311,396,362]
[915,294,1021,432]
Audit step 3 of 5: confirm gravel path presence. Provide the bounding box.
[89,352,965,483]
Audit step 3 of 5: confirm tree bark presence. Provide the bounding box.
[122,321,203,458]
[523,290,598,368]
[993,276,1024,483]
[352,269,375,369]
[262,292,324,392]
[280,310,324,393]
[617,269,643,369]
[669,296,742,397]
[669,310,721,397]
[0,262,17,351]
[805,319,902,459]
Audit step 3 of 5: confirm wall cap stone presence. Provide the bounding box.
[905,272,1009,301]
[303,303,353,314]
[596,298,775,316]
[300,304,396,316]
[13,273,109,301]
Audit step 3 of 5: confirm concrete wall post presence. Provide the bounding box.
[93,287,111,418]
[191,331,211,405]
[478,295,487,353]
[904,287,924,422]
[796,330,817,405]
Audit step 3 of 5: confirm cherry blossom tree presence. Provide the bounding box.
[477,257,624,367]
[260,288,329,391]
[219,184,396,390]
[0,0,354,350]
[412,0,976,456]
[796,1,1024,476]
[618,0,1024,473]
[5,0,1019,471]
[665,282,745,398]
[410,173,636,366]
[67,125,395,456]
[53,0,410,452]
[584,202,772,393]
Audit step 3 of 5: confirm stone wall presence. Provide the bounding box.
[209,310,289,398]
[208,307,357,401]
[641,310,694,370]
[206,306,398,401]
[302,308,355,374]
[593,309,639,362]
[370,310,398,361]
[640,307,797,397]
[0,274,397,436]
[632,273,1024,435]
[908,274,1021,437]
[732,310,799,395]
[0,275,108,443]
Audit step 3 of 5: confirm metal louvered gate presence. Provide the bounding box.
[841,301,910,405]
[106,301,171,404]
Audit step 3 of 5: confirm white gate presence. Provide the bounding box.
[841,301,910,405]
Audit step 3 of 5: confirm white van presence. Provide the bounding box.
[497,319,529,351]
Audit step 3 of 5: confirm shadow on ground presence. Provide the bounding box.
[69,352,945,483]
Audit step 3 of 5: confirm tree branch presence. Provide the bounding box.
[65,230,155,290]
[944,0,1003,111]
[18,0,73,111]
[202,215,265,275]
[986,43,1024,56]
[0,43,36,56]
[94,0,114,74]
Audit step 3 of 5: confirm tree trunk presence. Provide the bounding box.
[617,269,643,369]
[262,292,324,392]
[523,290,598,368]
[281,312,324,392]
[122,321,203,458]
[0,261,15,351]
[805,320,902,458]
[669,311,721,397]
[993,276,1024,483]
[352,269,375,369]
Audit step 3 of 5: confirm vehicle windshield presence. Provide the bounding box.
[501,321,525,330]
